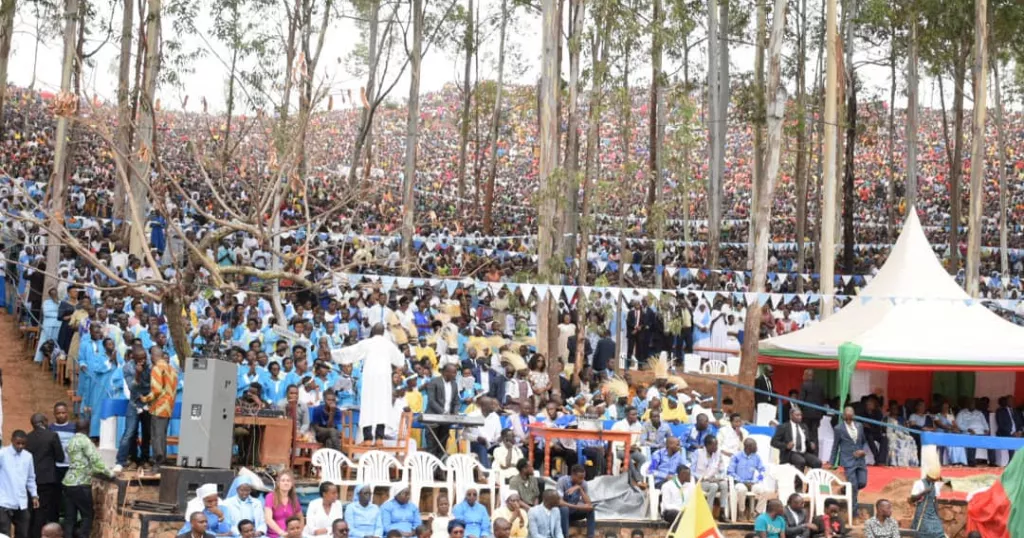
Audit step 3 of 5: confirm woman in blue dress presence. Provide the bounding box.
[380,485,421,536]
[88,337,124,437]
[150,213,166,253]
[344,485,383,538]
[36,288,62,363]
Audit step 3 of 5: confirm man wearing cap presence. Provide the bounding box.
[180,484,233,536]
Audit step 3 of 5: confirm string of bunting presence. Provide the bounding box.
[334,271,1024,311]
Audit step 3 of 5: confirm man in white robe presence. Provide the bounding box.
[351,324,406,442]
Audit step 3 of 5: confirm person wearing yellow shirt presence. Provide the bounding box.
[414,337,438,372]
[661,395,689,424]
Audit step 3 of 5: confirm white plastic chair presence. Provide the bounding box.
[405,451,449,512]
[772,464,814,517]
[701,359,729,375]
[683,353,702,373]
[806,468,853,525]
[357,450,407,495]
[640,461,659,521]
[446,454,498,511]
[312,448,361,501]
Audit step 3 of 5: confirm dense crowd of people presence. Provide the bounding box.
[1,81,1023,538]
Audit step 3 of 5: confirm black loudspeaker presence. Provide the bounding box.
[157,466,236,510]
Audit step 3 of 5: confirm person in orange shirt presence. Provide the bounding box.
[141,347,178,474]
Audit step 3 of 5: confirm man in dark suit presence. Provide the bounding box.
[797,369,827,451]
[831,406,868,511]
[591,328,616,374]
[996,396,1023,459]
[771,408,822,471]
[626,301,645,364]
[26,413,65,538]
[425,363,460,458]
[861,395,888,466]
[754,365,776,407]
[782,492,816,538]
[473,354,506,404]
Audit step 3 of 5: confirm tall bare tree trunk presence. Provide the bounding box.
[948,54,967,274]
[563,0,583,253]
[841,0,857,273]
[347,0,379,187]
[537,0,559,363]
[905,9,918,211]
[401,0,423,276]
[819,0,838,318]
[113,0,134,225]
[965,0,987,296]
[483,0,508,235]
[794,0,807,292]
[649,0,663,287]
[707,0,722,277]
[128,0,161,257]
[741,0,788,414]
[456,0,473,203]
[44,0,79,295]
[0,0,15,128]
[748,0,765,270]
[993,60,1007,275]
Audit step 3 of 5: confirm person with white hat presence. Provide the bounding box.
[180,484,232,536]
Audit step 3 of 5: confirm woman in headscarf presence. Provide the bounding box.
[692,301,712,358]
[451,489,490,538]
[490,492,527,538]
[180,483,234,535]
[446,520,467,538]
[344,484,383,538]
[303,482,342,538]
[223,473,268,537]
[264,471,303,538]
[380,484,421,537]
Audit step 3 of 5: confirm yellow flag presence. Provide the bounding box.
[668,483,723,538]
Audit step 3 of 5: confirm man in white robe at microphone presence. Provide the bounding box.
[334,324,406,443]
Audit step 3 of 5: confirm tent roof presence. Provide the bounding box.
[759,210,1024,371]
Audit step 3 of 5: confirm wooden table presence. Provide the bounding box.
[527,425,634,477]
[235,415,294,467]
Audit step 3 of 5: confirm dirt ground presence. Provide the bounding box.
[1,312,70,437]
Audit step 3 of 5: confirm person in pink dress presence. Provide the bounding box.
[263,471,304,538]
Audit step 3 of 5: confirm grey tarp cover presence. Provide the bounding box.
[588,473,649,520]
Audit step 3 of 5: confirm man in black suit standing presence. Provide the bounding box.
[626,301,645,365]
[754,365,776,407]
[592,328,616,375]
[797,369,826,453]
[425,363,460,458]
[995,396,1023,459]
[26,413,65,538]
[771,408,822,471]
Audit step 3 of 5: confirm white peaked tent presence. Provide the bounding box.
[759,209,1024,374]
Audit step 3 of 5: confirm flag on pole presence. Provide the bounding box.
[668,482,723,538]
[966,449,1024,537]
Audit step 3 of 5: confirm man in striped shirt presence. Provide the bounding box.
[141,347,178,474]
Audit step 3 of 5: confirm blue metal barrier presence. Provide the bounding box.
[920,431,1024,451]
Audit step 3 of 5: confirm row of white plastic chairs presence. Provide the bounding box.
[642,461,853,524]
[312,448,501,512]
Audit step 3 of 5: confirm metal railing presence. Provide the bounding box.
[692,373,917,435]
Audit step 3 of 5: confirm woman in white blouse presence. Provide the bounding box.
[304,482,343,537]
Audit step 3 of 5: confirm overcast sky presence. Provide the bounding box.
[6,2,970,115]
